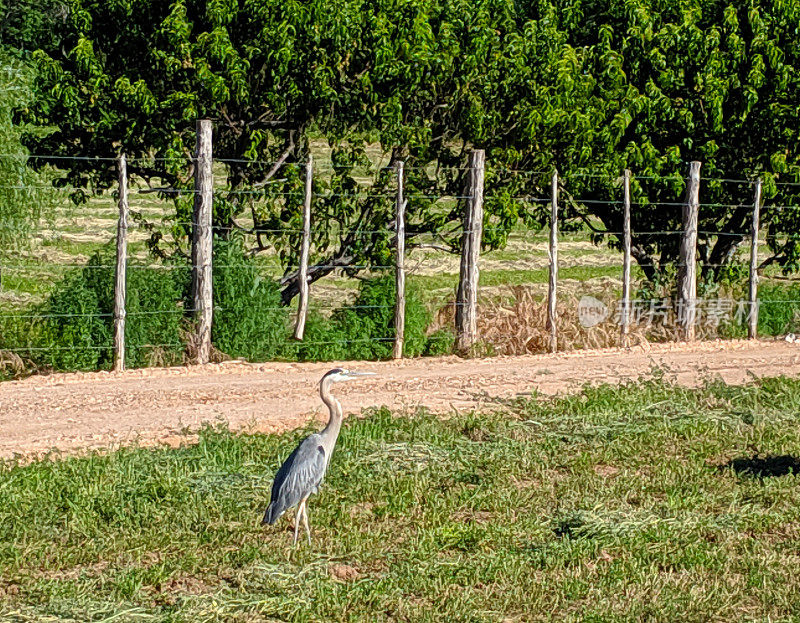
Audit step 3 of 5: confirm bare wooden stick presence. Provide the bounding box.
[113,154,128,373]
[620,168,632,346]
[192,119,213,363]
[678,161,701,341]
[393,161,406,359]
[455,149,485,356]
[294,154,313,340]
[748,178,763,339]
[547,170,559,353]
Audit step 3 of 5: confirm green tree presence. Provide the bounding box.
[20,0,578,303]
[0,0,70,56]
[0,53,57,253]
[19,0,800,294]
[473,0,800,279]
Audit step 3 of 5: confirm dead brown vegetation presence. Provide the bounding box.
[429,285,736,356]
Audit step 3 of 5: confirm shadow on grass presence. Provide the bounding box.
[719,454,800,478]
[552,515,586,539]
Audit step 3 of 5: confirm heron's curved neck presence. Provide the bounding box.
[320,379,343,439]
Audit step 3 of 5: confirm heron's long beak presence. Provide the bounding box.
[348,371,376,378]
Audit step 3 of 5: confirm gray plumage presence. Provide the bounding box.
[262,434,326,525]
[262,368,375,545]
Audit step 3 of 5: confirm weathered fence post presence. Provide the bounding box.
[678,161,701,341]
[455,149,485,356]
[393,161,407,360]
[620,169,632,346]
[113,154,128,372]
[192,119,213,363]
[748,178,762,339]
[294,154,313,340]
[547,170,559,353]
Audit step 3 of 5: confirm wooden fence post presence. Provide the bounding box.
[455,149,485,355]
[678,161,701,341]
[192,119,213,363]
[294,154,313,340]
[393,161,407,359]
[748,178,762,339]
[113,154,128,372]
[620,169,632,346]
[547,170,559,353]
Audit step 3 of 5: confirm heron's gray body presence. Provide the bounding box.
[262,368,373,544]
[262,433,327,525]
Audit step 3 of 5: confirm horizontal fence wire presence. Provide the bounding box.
[7,258,765,273]
[4,297,800,317]
[0,227,778,239]
[0,151,796,179]
[2,153,800,371]
[1,344,182,352]
[3,296,799,354]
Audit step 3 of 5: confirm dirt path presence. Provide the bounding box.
[1,339,798,459]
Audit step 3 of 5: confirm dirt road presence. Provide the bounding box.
[1,339,798,459]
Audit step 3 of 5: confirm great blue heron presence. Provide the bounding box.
[262,368,374,545]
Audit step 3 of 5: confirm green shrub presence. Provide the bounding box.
[82,250,185,369]
[296,275,431,361]
[211,237,293,361]
[718,281,800,339]
[123,265,185,368]
[424,328,455,356]
[37,270,110,371]
[758,282,800,336]
[27,248,185,371]
[1,242,450,373]
[292,311,349,361]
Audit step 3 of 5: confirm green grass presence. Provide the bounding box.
[408,265,643,297]
[478,265,638,287]
[1,185,172,311]
[2,375,800,621]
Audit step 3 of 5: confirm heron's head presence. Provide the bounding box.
[322,368,376,384]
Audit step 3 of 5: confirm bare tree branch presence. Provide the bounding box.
[253,130,296,188]
[407,242,457,253]
[280,251,355,304]
[757,254,781,271]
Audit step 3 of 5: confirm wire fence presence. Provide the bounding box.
[1,148,799,376]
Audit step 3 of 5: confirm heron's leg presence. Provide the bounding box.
[292,503,303,546]
[301,499,312,545]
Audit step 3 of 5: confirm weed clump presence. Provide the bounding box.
[211,237,292,361]
[296,275,435,361]
[755,282,800,336]
[0,247,185,372]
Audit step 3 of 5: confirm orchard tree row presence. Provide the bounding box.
[3,0,800,300]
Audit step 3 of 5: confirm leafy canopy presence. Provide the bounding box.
[0,53,58,253]
[18,0,800,294]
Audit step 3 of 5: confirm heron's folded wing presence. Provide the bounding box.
[270,435,327,512]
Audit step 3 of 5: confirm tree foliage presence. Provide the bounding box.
[0,53,57,253]
[0,0,69,56]
[18,0,800,295]
[537,0,800,278]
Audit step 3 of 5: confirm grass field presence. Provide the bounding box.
[2,374,800,621]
